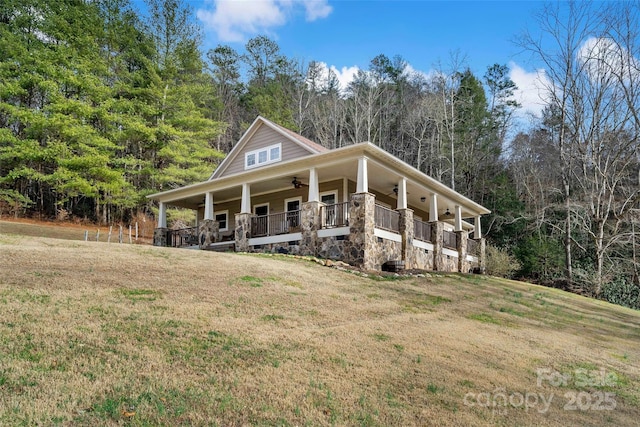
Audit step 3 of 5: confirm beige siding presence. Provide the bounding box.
[212,200,241,230]
[219,125,313,178]
[200,180,351,233]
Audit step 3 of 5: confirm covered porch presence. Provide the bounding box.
[150,144,488,273]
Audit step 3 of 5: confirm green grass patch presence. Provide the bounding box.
[119,288,161,302]
[427,383,443,394]
[498,306,525,317]
[467,313,502,325]
[239,275,264,287]
[372,333,390,342]
[261,314,284,322]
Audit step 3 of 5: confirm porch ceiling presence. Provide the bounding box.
[151,143,489,219]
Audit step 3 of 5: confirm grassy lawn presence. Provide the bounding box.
[0,224,639,426]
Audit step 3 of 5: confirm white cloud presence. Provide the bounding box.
[197,0,332,43]
[303,0,333,21]
[308,62,359,93]
[509,61,551,118]
[578,36,640,83]
[403,64,434,82]
[330,65,359,91]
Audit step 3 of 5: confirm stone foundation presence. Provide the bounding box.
[234,213,252,252]
[317,236,347,260]
[343,193,375,268]
[198,219,219,249]
[159,192,487,274]
[153,228,168,246]
[457,230,471,273]
[369,237,402,269]
[411,245,435,270]
[300,201,321,256]
[250,241,302,255]
[398,209,415,269]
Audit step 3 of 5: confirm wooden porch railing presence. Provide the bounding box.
[251,210,301,237]
[467,238,479,256]
[321,202,349,228]
[167,227,198,247]
[413,219,432,242]
[374,204,400,233]
[443,230,458,250]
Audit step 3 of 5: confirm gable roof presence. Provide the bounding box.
[210,116,328,180]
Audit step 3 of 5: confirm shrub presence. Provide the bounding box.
[485,245,521,278]
[601,278,640,310]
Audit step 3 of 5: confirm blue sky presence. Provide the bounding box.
[200,0,540,74]
[136,1,558,117]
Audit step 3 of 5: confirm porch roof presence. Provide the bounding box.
[147,142,491,219]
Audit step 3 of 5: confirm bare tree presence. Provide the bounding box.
[519,1,640,292]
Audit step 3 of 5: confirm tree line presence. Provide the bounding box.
[1,0,639,306]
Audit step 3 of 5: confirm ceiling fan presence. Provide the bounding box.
[291,177,308,189]
[386,184,408,197]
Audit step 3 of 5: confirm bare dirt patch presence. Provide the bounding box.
[0,233,639,425]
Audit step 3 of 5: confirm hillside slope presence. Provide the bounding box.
[0,232,639,426]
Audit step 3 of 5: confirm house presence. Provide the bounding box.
[148,116,490,272]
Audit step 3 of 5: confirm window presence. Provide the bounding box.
[245,143,282,170]
[270,145,280,160]
[320,191,337,205]
[215,211,228,231]
[258,150,267,163]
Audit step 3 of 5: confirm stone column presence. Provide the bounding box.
[456,230,469,273]
[478,237,487,274]
[198,219,219,249]
[234,213,252,252]
[431,221,444,271]
[300,200,321,256]
[398,208,414,269]
[153,228,168,247]
[345,192,376,269]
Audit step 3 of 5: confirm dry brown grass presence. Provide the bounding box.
[0,219,152,244]
[0,226,639,426]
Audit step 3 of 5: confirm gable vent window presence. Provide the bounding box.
[245,143,282,170]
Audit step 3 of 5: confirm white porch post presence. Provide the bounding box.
[397,177,407,210]
[356,157,368,193]
[342,178,349,203]
[158,201,167,228]
[454,205,463,232]
[204,191,214,220]
[429,193,438,222]
[474,216,482,239]
[241,183,251,214]
[308,167,319,202]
